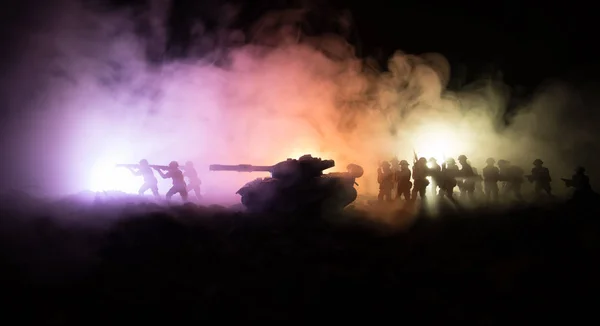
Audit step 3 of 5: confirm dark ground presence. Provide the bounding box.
[1,191,599,324]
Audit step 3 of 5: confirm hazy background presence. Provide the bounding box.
[0,0,598,199]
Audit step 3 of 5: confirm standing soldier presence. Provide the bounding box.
[457,154,476,201]
[396,160,412,201]
[562,166,594,201]
[390,157,401,198]
[184,161,202,201]
[497,159,524,201]
[126,159,160,198]
[527,159,553,198]
[412,157,430,200]
[471,162,484,199]
[377,161,394,202]
[482,158,500,202]
[439,157,459,200]
[154,161,188,201]
[428,157,442,197]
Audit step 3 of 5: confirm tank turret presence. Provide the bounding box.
[209,154,363,214]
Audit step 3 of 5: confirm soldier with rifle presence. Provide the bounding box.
[117,159,160,197]
[526,159,553,198]
[482,158,500,202]
[154,161,188,201]
[411,150,429,201]
[457,154,476,202]
[396,160,412,201]
[439,157,459,201]
[562,166,595,201]
[377,161,394,202]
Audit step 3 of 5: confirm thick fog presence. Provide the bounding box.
[0,0,597,200]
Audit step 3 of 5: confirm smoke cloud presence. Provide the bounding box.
[1,0,598,201]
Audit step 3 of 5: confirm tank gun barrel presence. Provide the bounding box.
[209,164,273,173]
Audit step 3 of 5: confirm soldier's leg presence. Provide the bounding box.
[193,185,202,200]
[150,185,160,197]
[459,184,467,199]
[514,184,523,200]
[503,183,513,200]
[180,187,189,201]
[544,184,553,196]
[166,187,177,200]
[138,183,150,195]
[403,188,411,201]
[445,187,457,203]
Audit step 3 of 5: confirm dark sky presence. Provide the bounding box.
[1,0,596,89]
[149,0,598,89]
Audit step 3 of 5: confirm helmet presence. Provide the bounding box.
[399,160,409,166]
[418,157,427,163]
[458,155,468,161]
[390,157,400,164]
[575,166,586,173]
[533,159,543,165]
[347,164,364,178]
[139,159,149,166]
[446,157,455,164]
[380,161,390,168]
[486,157,495,164]
[185,161,194,167]
[168,161,179,168]
[429,157,437,162]
[497,159,509,166]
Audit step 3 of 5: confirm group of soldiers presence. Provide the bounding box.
[121,159,202,201]
[377,154,592,203]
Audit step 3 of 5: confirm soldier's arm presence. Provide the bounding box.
[155,168,168,179]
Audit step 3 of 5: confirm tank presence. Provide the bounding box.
[209,154,364,214]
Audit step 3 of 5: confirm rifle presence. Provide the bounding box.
[412,148,418,165]
[561,178,573,187]
[116,164,176,170]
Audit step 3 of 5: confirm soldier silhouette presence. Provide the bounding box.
[390,157,401,198]
[396,160,412,201]
[439,157,459,201]
[497,159,524,201]
[377,161,394,202]
[154,161,188,201]
[184,161,202,201]
[482,158,500,202]
[412,157,430,200]
[471,163,484,198]
[127,159,160,197]
[528,159,553,198]
[428,157,442,197]
[457,154,476,201]
[562,166,595,201]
